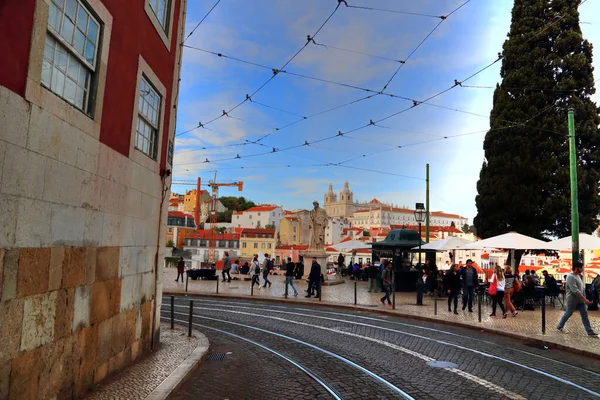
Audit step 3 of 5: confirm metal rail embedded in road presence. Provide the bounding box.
[165,297,600,398]
[159,316,343,400]
[161,308,416,399]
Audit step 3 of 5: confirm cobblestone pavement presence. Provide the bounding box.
[162,296,600,400]
[163,268,600,356]
[84,323,201,400]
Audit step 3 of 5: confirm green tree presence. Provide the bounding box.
[216,196,256,223]
[450,221,456,228]
[475,0,600,249]
[461,223,470,233]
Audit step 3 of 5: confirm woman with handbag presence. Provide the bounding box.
[489,265,506,318]
[504,265,519,317]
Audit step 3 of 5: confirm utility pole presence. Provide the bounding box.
[425,164,430,243]
[568,108,580,265]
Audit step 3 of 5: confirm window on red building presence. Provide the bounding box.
[135,76,161,159]
[43,0,101,113]
[149,0,170,30]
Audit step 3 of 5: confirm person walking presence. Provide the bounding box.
[503,265,518,317]
[380,262,393,307]
[489,265,507,318]
[222,251,231,283]
[251,255,261,290]
[285,257,298,297]
[175,257,185,283]
[367,262,379,293]
[306,258,321,298]
[460,259,478,312]
[444,264,461,314]
[557,262,598,336]
[262,254,273,288]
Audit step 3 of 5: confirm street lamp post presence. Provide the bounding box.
[414,203,426,305]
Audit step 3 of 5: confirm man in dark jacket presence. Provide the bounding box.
[444,265,461,314]
[460,259,479,312]
[306,258,321,298]
[285,257,298,297]
[367,262,379,292]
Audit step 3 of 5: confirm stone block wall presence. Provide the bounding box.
[0,84,166,399]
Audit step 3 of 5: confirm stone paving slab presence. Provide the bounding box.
[164,269,600,358]
[84,322,209,400]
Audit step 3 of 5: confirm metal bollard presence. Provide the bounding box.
[434,289,438,316]
[216,278,219,294]
[251,279,254,296]
[354,281,357,305]
[188,300,194,337]
[392,271,396,310]
[319,282,322,301]
[541,297,546,335]
[170,296,174,329]
[478,292,482,322]
[285,280,289,299]
[185,274,189,292]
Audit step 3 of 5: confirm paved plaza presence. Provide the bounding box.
[163,268,600,357]
[83,323,209,400]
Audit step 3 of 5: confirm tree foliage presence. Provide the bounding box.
[216,196,256,223]
[475,0,600,240]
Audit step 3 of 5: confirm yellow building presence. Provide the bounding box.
[239,228,277,258]
[183,189,211,214]
[279,210,310,246]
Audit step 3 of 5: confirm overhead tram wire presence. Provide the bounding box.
[182,0,221,45]
[308,40,405,64]
[176,89,560,169]
[176,1,344,138]
[345,4,448,19]
[380,0,472,92]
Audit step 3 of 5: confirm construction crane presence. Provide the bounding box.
[205,173,243,264]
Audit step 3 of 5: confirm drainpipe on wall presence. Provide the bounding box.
[150,0,188,351]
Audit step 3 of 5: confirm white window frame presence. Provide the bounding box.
[41,0,101,114]
[135,75,162,160]
[129,55,167,173]
[26,0,113,139]
[144,0,175,50]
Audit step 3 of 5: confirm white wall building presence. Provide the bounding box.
[349,207,468,230]
[232,205,284,230]
[325,218,351,245]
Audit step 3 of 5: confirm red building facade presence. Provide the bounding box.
[0,0,186,398]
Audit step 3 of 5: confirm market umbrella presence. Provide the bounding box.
[331,239,372,251]
[546,233,600,250]
[456,232,549,274]
[411,236,473,251]
[455,232,548,250]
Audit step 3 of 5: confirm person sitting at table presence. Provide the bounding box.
[522,269,531,283]
[531,270,540,285]
[542,270,557,294]
[230,259,240,274]
[240,261,249,275]
[523,275,537,310]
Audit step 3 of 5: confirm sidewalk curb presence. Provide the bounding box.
[163,290,600,360]
[145,329,210,400]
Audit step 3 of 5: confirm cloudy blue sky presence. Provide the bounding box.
[171,0,600,222]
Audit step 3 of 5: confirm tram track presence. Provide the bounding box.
[161,310,416,399]
[187,297,600,379]
[162,296,600,399]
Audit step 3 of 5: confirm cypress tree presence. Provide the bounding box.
[474,0,600,241]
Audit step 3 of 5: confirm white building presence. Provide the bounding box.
[325,218,351,245]
[349,206,468,230]
[232,205,284,230]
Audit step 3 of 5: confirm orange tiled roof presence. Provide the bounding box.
[168,211,195,219]
[430,211,466,219]
[240,228,276,235]
[244,205,279,212]
[354,206,413,214]
[184,230,239,240]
